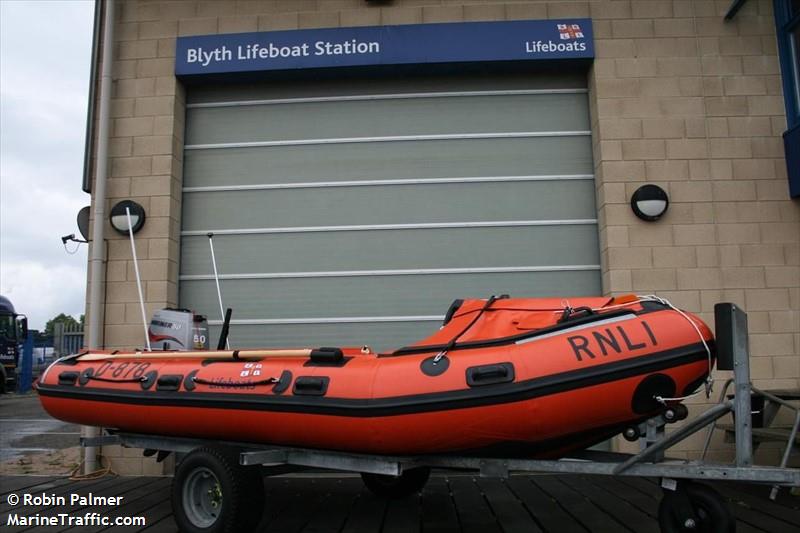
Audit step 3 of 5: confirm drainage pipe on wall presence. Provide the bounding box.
[85,0,114,475]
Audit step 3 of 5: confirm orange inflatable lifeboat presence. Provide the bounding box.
[36,295,714,457]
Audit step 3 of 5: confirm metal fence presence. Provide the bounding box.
[53,321,85,356]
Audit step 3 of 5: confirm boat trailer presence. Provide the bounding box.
[82,304,799,533]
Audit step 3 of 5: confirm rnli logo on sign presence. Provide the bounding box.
[557,23,584,40]
[525,21,588,53]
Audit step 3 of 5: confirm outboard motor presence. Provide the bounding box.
[148,308,209,351]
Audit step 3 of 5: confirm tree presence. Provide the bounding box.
[44,313,81,337]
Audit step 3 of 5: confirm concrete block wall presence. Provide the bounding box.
[85,0,185,351]
[589,0,799,461]
[83,0,799,473]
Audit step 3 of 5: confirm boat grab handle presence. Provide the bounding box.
[58,371,79,386]
[293,376,330,396]
[156,374,184,391]
[466,363,515,387]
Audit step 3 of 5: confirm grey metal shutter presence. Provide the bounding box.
[180,73,600,351]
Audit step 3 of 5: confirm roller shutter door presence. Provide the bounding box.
[180,74,600,351]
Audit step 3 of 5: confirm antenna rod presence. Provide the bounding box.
[208,233,230,349]
[127,207,151,351]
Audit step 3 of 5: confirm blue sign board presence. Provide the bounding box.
[175,19,594,77]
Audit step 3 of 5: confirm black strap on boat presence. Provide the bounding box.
[86,375,146,384]
[433,295,498,363]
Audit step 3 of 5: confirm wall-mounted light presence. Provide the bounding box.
[630,184,669,222]
[109,200,146,234]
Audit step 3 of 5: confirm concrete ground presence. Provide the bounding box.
[0,392,81,475]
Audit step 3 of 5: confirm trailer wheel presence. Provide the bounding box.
[361,467,430,499]
[172,447,264,533]
[658,482,735,533]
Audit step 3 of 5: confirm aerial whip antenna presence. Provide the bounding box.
[126,207,151,351]
[208,233,230,349]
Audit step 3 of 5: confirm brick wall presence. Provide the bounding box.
[588,0,799,462]
[85,0,799,473]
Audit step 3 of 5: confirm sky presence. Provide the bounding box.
[0,0,95,329]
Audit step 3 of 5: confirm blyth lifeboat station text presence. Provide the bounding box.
[187,40,381,67]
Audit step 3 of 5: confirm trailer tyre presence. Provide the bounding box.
[172,446,264,533]
[658,482,735,533]
[361,467,430,499]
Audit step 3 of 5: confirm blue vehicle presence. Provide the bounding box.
[0,295,28,393]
